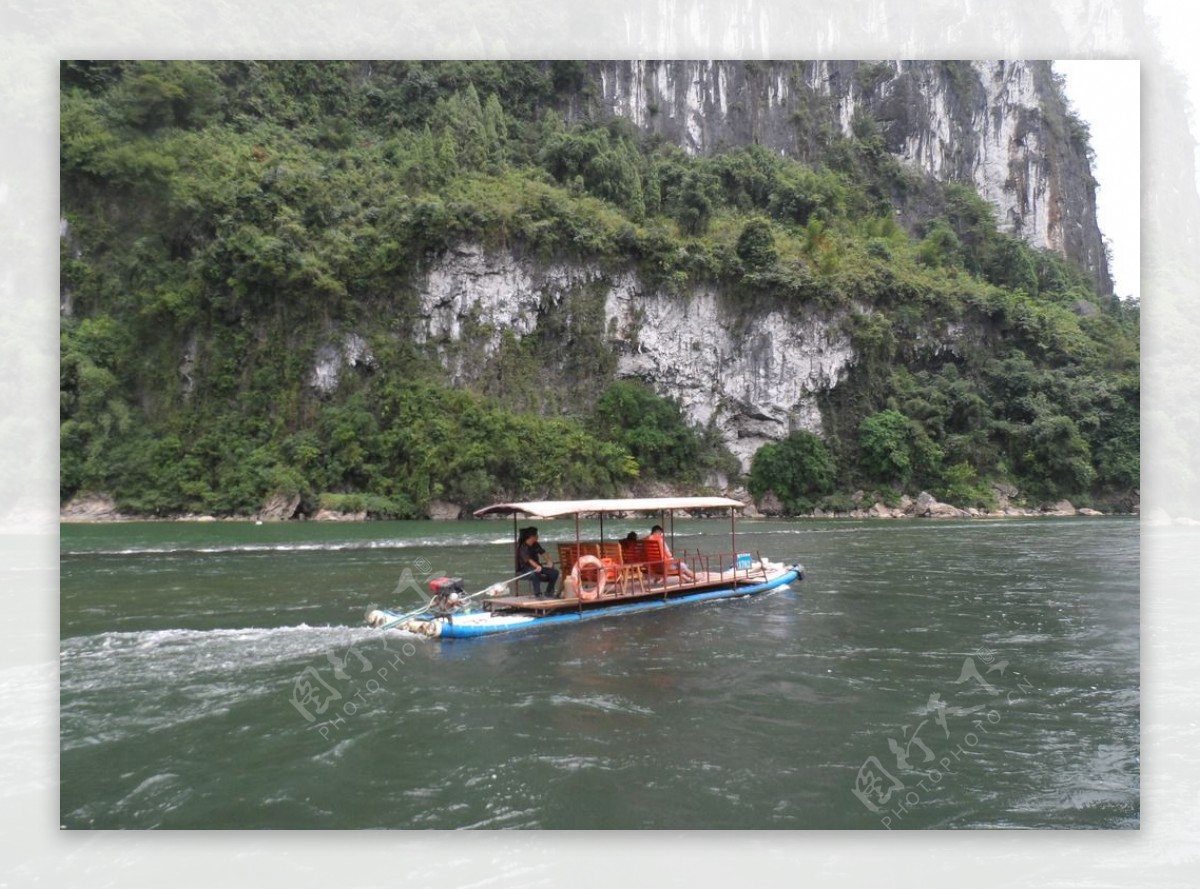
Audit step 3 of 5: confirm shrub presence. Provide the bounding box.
[937,462,997,510]
[735,217,778,271]
[748,431,837,514]
[858,409,943,487]
[593,381,703,481]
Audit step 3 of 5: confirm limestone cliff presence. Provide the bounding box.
[59,59,1137,516]
[571,60,1111,295]
[355,242,856,473]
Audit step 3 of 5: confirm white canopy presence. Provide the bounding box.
[473,496,745,518]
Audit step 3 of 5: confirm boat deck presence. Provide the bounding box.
[487,570,757,613]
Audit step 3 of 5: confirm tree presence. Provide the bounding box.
[481,93,508,166]
[858,409,943,487]
[736,217,778,271]
[748,431,837,513]
[594,381,702,480]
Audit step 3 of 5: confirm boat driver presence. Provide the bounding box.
[517,527,560,598]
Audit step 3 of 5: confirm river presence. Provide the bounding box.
[59,516,1138,829]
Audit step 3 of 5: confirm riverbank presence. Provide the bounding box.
[60,491,1134,523]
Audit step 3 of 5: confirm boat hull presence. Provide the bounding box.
[375,564,803,640]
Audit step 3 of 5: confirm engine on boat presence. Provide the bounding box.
[428,576,466,612]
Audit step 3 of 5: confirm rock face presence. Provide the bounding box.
[426,500,463,520]
[992,482,1019,511]
[408,244,854,471]
[310,333,376,396]
[61,493,123,521]
[414,242,566,383]
[257,491,300,521]
[913,490,967,518]
[606,280,853,469]
[577,60,1110,295]
[313,508,367,521]
[294,61,1113,479]
[757,491,784,516]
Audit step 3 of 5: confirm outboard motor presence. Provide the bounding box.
[428,576,466,612]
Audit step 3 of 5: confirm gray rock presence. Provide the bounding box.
[60,493,122,522]
[310,334,376,396]
[427,500,463,520]
[413,241,857,475]
[927,500,966,518]
[313,509,367,522]
[258,492,300,521]
[758,492,784,516]
[1078,507,1104,516]
[991,482,1018,510]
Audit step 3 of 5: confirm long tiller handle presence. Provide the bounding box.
[378,570,538,630]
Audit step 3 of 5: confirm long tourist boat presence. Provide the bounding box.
[365,496,804,639]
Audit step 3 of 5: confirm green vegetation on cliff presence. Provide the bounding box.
[60,61,1138,517]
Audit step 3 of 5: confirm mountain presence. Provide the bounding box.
[59,60,1138,519]
[577,60,1111,296]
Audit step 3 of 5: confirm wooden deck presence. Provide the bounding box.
[487,570,759,614]
[486,594,583,612]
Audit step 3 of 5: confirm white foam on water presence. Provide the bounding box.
[546,693,655,716]
[61,533,519,557]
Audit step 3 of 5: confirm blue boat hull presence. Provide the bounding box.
[377,565,803,640]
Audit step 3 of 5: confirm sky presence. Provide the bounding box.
[1054,60,1140,300]
[1056,3,1200,303]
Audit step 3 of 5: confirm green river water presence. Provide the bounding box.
[59,517,1138,829]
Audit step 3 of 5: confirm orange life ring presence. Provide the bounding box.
[571,554,606,601]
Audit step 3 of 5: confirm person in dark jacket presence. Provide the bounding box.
[516,527,560,597]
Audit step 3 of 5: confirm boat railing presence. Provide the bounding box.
[678,549,770,584]
[560,541,769,599]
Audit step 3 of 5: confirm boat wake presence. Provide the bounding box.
[62,534,519,557]
[61,622,410,657]
[60,623,421,753]
[60,623,415,691]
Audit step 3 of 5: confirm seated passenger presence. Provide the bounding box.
[646,525,696,581]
